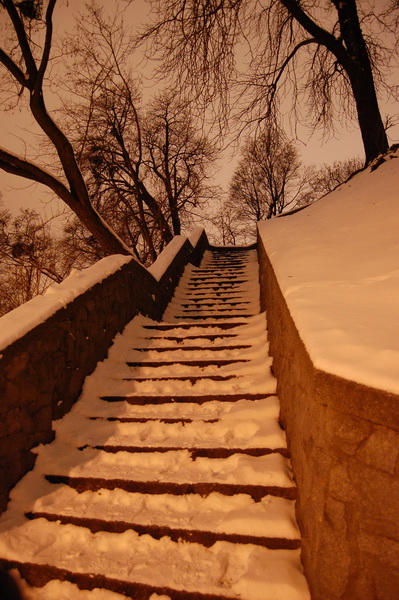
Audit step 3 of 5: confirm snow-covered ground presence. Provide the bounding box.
[258,150,399,395]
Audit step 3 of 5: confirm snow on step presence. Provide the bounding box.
[0,246,309,599]
[72,394,281,422]
[163,252,260,322]
[13,574,131,600]
[54,403,286,450]
[0,519,308,600]
[32,442,293,490]
[122,344,264,361]
[10,473,300,541]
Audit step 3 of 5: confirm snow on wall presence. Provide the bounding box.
[147,236,189,281]
[0,229,205,353]
[258,151,399,395]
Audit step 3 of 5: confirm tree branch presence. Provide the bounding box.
[278,0,353,70]
[0,146,79,210]
[0,47,28,88]
[36,0,57,92]
[267,37,317,108]
[3,0,38,79]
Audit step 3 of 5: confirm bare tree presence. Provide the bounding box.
[0,0,131,255]
[70,81,173,261]
[143,93,218,236]
[142,0,398,164]
[311,157,364,195]
[216,142,364,244]
[0,201,71,315]
[58,4,217,262]
[227,125,313,224]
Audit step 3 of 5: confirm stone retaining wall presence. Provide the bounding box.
[0,230,209,513]
[257,233,399,600]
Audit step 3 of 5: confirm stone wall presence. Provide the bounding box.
[257,233,399,600]
[0,231,209,513]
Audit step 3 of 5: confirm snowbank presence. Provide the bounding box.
[258,151,399,395]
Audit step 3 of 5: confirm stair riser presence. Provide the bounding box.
[25,512,300,549]
[45,475,297,501]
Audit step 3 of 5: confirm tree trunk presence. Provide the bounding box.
[281,0,389,164]
[73,201,132,255]
[135,194,158,262]
[168,193,182,235]
[137,182,173,244]
[332,0,388,163]
[347,69,388,164]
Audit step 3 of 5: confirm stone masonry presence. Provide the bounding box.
[258,230,399,600]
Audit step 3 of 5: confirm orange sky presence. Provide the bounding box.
[1,0,398,218]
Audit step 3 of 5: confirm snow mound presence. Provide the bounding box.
[258,150,399,395]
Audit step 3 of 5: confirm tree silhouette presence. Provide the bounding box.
[142,0,398,163]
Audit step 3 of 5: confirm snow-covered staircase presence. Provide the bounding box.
[0,247,310,599]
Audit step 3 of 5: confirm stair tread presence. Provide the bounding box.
[77,395,280,421]
[0,537,308,599]
[26,512,300,549]
[18,472,299,539]
[34,442,293,488]
[55,403,285,450]
[44,475,297,500]
[130,344,253,352]
[125,359,250,367]
[99,392,276,405]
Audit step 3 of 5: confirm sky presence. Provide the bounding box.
[1,0,399,219]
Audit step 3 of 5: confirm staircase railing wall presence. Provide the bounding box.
[0,229,209,513]
[257,228,399,600]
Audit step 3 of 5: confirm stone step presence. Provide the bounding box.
[174,302,256,309]
[141,333,242,342]
[25,511,300,549]
[189,268,247,274]
[122,374,237,382]
[202,259,248,265]
[45,475,297,500]
[188,276,247,281]
[168,314,255,320]
[56,402,285,451]
[124,347,258,360]
[175,308,256,314]
[176,300,251,308]
[143,322,247,330]
[183,290,250,295]
[0,537,308,600]
[34,443,294,494]
[16,473,299,541]
[82,396,281,421]
[186,281,249,287]
[79,446,288,458]
[89,416,220,423]
[100,392,274,404]
[126,358,249,367]
[0,559,240,599]
[130,344,252,352]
